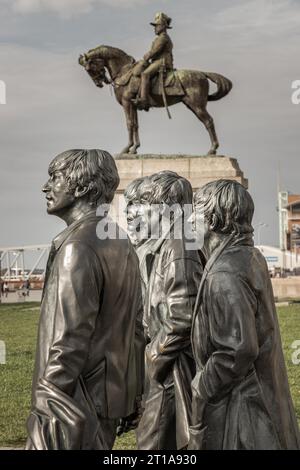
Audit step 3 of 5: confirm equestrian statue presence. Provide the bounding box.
[79,12,232,156]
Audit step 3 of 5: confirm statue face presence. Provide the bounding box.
[126,204,142,246]
[85,58,107,88]
[192,205,208,242]
[154,23,165,35]
[42,169,75,216]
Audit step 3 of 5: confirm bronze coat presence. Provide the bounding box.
[190,234,300,450]
[137,233,203,449]
[26,214,144,449]
[144,32,174,68]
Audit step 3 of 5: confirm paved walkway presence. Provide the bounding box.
[0,290,42,304]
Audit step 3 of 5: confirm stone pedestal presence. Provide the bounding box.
[111,154,248,226]
[114,154,248,191]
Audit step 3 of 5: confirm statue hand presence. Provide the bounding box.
[116,397,144,436]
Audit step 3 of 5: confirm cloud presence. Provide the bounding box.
[0,0,299,248]
[4,0,148,18]
[213,0,300,36]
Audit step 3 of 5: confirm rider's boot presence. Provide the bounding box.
[132,74,150,111]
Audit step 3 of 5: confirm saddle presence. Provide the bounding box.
[115,63,185,97]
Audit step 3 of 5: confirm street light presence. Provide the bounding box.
[0,251,2,304]
[256,222,268,247]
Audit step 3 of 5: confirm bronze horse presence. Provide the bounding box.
[79,46,232,155]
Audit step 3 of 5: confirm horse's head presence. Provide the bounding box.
[79,53,111,88]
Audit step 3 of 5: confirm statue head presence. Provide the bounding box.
[78,52,110,88]
[137,171,193,240]
[124,176,149,246]
[193,179,254,242]
[144,170,192,207]
[150,12,172,35]
[43,149,119,222]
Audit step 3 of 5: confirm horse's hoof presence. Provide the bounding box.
[129,148,138,155]
[120,148,131,155]
[207,149,217,156]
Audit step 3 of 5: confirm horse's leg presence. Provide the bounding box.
[129,108,140,154]
[120,99,134,154]
[183,94,219,155]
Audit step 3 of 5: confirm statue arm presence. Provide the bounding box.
[116,280,146,437]
[42,241,102,396]
[143,35,168,62]
[146,256,201,384]
[134,286,146,397]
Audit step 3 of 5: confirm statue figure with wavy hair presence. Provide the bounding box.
[125,171,204,450]
[189,179,300,450]
[26,149,145,450]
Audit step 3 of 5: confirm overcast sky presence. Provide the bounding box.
[0,0,300,249]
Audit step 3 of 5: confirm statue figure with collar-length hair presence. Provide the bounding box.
[26,149,144,450]
[189,179,300,450]
[125,170,203,450]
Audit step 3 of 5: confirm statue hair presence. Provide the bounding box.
[49,149,120,206]
[124,177,148,204]
[142,171,193,207]
[194,179,254,235]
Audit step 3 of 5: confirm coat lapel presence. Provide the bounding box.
[191,234,234,337]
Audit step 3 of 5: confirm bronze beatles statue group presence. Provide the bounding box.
[25,13,300,451]
[25,149,300,450]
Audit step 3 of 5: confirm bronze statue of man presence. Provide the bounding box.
[133,12,174,111]
[26,149,144,450]
[189,179,300,450]
[125,171,203,450]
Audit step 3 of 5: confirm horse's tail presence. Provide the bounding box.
[204,72,232,101]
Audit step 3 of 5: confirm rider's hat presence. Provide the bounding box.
[150,12,172,29]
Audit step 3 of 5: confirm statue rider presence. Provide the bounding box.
[133,12,174,111]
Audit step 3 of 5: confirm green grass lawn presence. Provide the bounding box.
[0,302,299,448]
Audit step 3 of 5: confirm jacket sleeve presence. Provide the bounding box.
[134,284,146,397]
[42,241,102,396]
[194,271,259,403]
[147,256,201,384]
[144,35,168,61]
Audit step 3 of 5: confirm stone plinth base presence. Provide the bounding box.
[271,277,300,300]
[114,154,248,191]
[111,154,247,226]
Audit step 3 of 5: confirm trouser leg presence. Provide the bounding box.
[140,73,151,103]
[139,61,162,108]
[136,374,177,450]
[94,417,118,450]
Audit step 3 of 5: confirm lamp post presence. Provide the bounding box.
[0,251,2,304]
[256,222,268,247]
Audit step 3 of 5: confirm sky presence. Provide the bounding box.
[0,0,300,249]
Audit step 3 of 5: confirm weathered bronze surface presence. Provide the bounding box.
[125,171,203,449]
[26,149,145,450]
[79,12,232,156]
[189,180,300,450]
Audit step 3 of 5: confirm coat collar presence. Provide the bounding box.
[191,232,253,334]
[138,218,179,283]
[199,231,254,287]
[52,211,99,251]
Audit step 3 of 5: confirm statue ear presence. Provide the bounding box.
[74,186,90,199]
[209,213,218,231]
